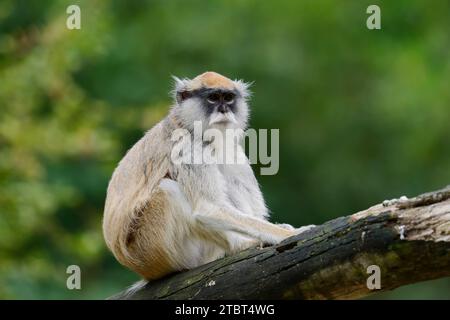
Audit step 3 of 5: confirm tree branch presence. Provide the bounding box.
[110,186,450,300]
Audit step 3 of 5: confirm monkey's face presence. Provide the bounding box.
[172,72,251,131]
[175,87,249,130]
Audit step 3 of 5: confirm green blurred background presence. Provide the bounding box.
[0,0,449,299]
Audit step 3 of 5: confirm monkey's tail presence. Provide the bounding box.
[107,280,148,300]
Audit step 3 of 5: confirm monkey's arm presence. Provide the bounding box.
[194,201,297,245]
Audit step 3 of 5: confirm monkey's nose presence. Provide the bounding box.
[217,104,229,113]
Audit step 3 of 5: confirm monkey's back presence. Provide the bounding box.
[102,121,178,279]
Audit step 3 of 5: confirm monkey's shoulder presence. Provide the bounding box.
[107,120,172,199]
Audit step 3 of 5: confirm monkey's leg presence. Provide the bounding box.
[158,179,230,268]
[159,186,260,257]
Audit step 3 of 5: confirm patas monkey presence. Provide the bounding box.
[103,71,312,280]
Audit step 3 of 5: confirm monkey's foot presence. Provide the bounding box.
[382,195,408,207]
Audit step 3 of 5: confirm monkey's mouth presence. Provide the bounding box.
[209,112,237,126]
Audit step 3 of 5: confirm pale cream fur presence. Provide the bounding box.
[103,72,312,280]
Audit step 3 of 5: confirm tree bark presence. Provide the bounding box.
[110,186,450,300]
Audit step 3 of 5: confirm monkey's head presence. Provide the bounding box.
[171,71,251,131]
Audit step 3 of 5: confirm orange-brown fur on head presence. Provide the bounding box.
[191,71,235,90]
[172,71,251,99]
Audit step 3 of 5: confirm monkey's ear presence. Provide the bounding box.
[172,76,185,89]
[234,79,253,100]
[171,75,191,103]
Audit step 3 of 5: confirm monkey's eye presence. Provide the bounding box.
[207,92,221,104]
[223,92,235,103]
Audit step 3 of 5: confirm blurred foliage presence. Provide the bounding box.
[0,0,449,299]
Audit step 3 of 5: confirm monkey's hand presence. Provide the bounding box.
[295,224,316,234]
[277,223,316,234]
[276,223,296,231]
[255,224,316,248]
